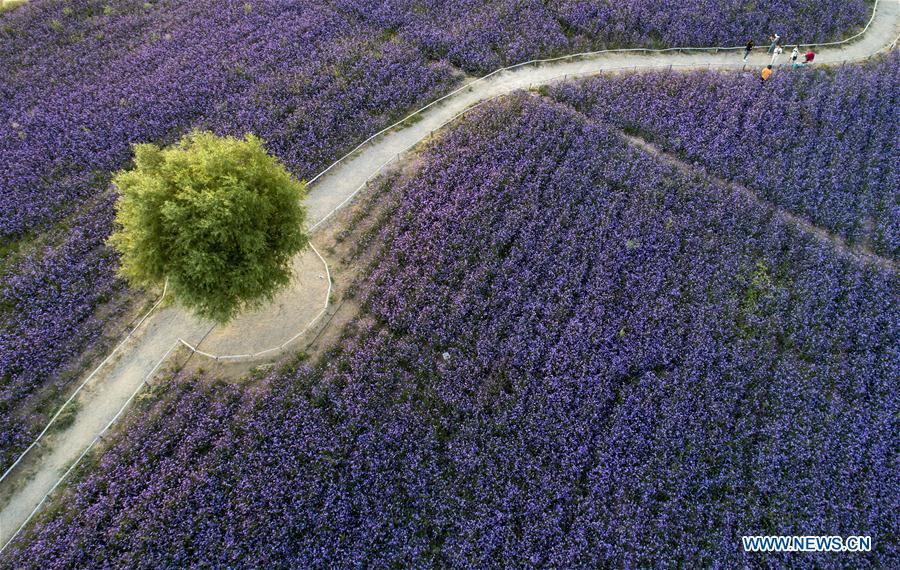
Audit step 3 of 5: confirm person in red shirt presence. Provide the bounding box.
[804,51,816,64]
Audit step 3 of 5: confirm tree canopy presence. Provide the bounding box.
[109,131,308,323]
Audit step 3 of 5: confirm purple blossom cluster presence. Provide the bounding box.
[4,95,895,568]
[555,0,869,50]
[550,53,900,257]
[337,0,570,72]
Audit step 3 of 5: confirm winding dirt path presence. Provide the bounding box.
[620,133,898,273]
[1,0,898,551]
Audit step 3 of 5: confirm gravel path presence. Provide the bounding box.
[2,0,898,551]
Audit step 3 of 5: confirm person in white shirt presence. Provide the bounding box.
[771,45,783,66]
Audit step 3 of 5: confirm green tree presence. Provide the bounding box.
[109,131,308,323]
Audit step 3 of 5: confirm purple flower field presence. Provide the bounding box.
[0,0,457,471]
[4,95,895,567]
[550,53,900,258]
[0,0,875,472]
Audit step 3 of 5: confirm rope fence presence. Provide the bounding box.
[0,341,179,555]
[537,32,900,86]
[177,243,333,362]
[0,279,169,488]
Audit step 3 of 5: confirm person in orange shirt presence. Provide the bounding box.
[761,65,773,83]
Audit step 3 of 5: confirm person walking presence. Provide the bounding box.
[761,65,773,83]
[804,50,816,64]
[743,39,754,62]
[791,46,800,68]
[770,45,783,66]
[767,33,781,54]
